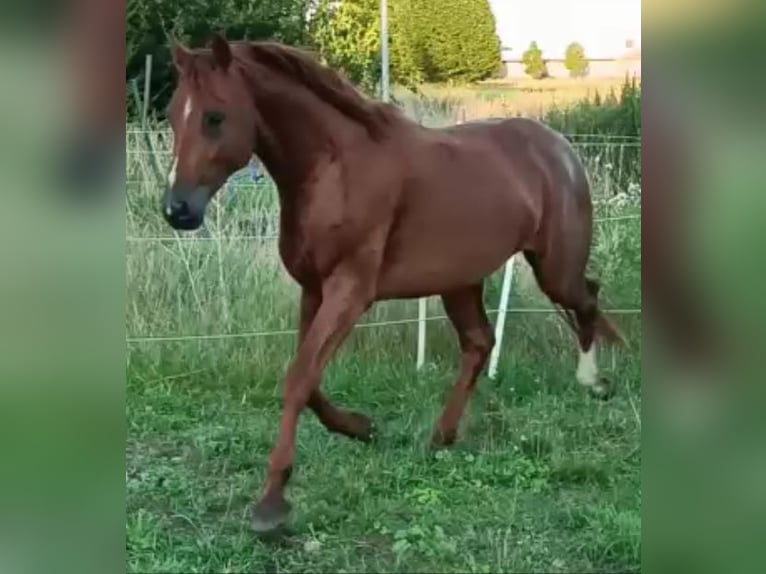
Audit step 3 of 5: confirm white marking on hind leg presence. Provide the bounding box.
[576,346,598,387]
[577,345,611,398]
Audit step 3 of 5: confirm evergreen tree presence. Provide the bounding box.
[410,0,501,83]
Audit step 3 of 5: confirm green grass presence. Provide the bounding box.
[126,106,641,572]
[127,312,640,573]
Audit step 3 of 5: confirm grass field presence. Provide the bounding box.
[126,96,641,572]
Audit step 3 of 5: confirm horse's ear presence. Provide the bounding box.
[210,33,232,72]
[171,39,193,75]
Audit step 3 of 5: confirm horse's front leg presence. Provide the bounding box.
[250,272,372,534]
[299,288,374,442]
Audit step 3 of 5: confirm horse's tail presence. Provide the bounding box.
[554,306,624,347]
[595,310,625,346]
[586,277,626,347]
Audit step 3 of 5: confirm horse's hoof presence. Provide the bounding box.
[250,496,292,535]
[588,377,616,401]
[430,428,457,449]
[349,412,376,443]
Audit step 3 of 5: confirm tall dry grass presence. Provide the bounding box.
[396,76,638,122]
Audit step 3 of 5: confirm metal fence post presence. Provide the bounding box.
[489,255,517,379]
[417,297,427,369]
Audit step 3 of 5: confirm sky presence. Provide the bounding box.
[488,0,641,59]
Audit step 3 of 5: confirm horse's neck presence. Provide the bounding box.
[251,86,348,197]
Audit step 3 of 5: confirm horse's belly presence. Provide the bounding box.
[375,211,526,299]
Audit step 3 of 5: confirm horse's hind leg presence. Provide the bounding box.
[431,284,495,447]
[524,251,617,399]
[572,280,614,399]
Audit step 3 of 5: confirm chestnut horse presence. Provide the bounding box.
[163,35,623,533]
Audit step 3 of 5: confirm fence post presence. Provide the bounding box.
[417,297,427,369]
[489,255,517,380]
[130,79,162,183]
[379,0,390,103]
[142,54,153,128]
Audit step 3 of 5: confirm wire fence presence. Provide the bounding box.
[125,213,641,244]
[125,211,642,367]
[125,141,643,155]
[126,307,641,345]
[125,130,642,140]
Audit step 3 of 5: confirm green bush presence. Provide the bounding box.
[543,76,642,189]
[309,0,385,94]
[543,76,641,138]
[309,0,429,94]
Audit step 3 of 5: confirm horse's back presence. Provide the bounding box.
[445,116,587,189]
[457,116,592,226]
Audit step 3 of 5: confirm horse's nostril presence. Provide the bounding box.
[164,199,190,219]
[162,188,205,230]
[176,201,188,215]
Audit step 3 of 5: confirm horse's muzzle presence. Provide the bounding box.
[162,186,209,230]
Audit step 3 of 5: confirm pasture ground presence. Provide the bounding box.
[127,313,640,573]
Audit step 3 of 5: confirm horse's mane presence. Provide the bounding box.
[236,41,403,140]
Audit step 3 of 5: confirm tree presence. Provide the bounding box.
[408,0,501,83]
[521,41,547,79]
[309,0,424,94]
[564,42,589,78]
[308,0,502,90]
[388,0,425,87]
[309,0,383,93]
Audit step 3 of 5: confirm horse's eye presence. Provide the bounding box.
[202,111,225,135]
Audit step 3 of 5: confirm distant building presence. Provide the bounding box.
[500,39,641,79]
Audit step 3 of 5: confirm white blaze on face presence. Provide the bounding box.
[166,156,178,219]
[167,157,178,188]
[182,96,193,123]
[576,346,598,387]
[167,95,193,194]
